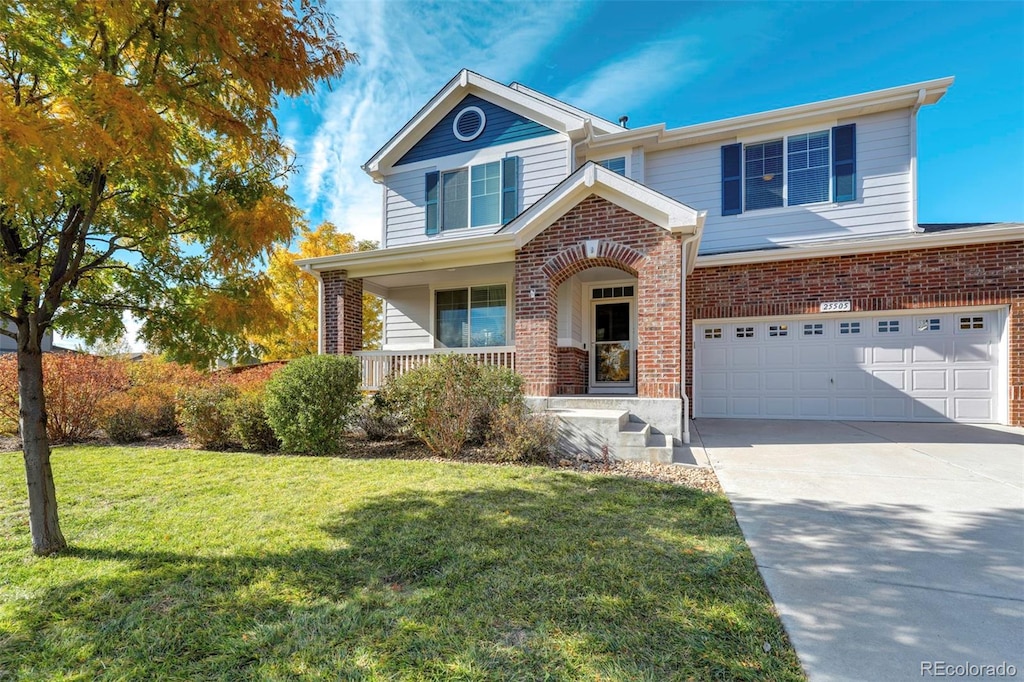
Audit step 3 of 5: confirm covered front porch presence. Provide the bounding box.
[300,163,706,450]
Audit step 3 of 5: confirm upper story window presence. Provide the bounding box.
[596,157,627,176]
[721,124,856,216]
[425,157,518,235]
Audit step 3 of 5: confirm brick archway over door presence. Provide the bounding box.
[514,195,683,398]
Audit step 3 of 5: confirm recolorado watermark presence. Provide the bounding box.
[921,661,1018,677]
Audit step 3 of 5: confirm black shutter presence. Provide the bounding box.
[721,143,742,215]
[425,171,440,235]
[832,124,856,202]
[501,156,518,224]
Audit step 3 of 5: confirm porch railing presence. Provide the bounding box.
[354,347,516,391]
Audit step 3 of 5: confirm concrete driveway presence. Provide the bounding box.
[694,419,1024,682]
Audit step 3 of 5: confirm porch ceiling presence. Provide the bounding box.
[361,262,514,296]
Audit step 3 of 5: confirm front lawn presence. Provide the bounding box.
[0,447,804,680]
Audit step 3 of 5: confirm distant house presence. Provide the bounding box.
[0,321,54,354]
[298,70,1022,459]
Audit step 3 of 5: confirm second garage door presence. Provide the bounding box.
[694,308,1003,423]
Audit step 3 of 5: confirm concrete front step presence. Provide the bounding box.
[547,406,674,464]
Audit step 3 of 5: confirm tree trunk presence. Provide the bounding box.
[17,331,66,556]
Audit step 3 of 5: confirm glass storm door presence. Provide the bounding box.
[592,300,635,391]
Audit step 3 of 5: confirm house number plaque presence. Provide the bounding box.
[819,300,852,312]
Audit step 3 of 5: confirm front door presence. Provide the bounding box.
[591,298,635,393]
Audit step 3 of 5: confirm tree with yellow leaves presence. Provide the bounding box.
[254,222,381,360]
[0,1,354,555]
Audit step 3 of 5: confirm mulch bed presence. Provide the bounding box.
[1,432,721,493]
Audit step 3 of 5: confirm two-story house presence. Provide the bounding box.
[298,70,1022,460]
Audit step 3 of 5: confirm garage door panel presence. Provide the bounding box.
[912,342,948,363]
[798,397,831,417]
[764,372,795,391]
[731,372,759,391]
[913,398,948,419]
[911,369,947,391]
[954,398,993,421]
[797,345,831,365]
[799,371,831,390]
[953,341,994,363]
[694,308,1002,423]
[730,397,760,417]
[835,344,867,364]
[765,397,796,417]
[730,346,759,367]
[835,371,867,390]
[699,346,728,368]
[953,369,992,391]
[872,346,907,363]
[873,397,909,419]
[872,370,906,390]
[764,345,796,366]
[701,396,729,417]
[836,397,868,419]
[700,371,728,391]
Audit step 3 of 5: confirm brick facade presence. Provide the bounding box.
[514,195,683,398]
[556,347,588,395]
[687,240,1024,425]
[321,270,363,355]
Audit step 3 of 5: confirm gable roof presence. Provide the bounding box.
[298,162,707,278]
[501,162,705,252]
[363,70,614,180]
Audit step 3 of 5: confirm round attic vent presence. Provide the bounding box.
[453,106,486,141]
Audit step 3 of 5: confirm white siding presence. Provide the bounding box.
[645,109,914,255]
[383,137,569,248]
[383,286,431,350]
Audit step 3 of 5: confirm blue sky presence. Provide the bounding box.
[277,0,1023,244]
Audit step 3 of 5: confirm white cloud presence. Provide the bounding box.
[278,0,587,244]
[557,38,707,120]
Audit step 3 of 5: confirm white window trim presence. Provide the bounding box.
[437,159,506,233]
[735,121,842,216]
[429,280,513,349]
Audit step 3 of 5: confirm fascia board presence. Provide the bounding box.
[599,77,955,154]
[298,233,515,278]
[507,82,622,134]
[509,164,700,248]
[364,70,586,178]
[695,223,1023,268]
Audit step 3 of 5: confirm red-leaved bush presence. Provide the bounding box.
[0,353,129,442]
[218,361,288,395]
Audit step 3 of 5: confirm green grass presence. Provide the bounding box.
[0,447,804,680]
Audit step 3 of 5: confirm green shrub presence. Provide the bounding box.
[99,393,147,444]
[229,393,279,452]
[178,384,239,450]
[488,403,560,463]
[264,354,361,454]
[386,355,523,457]
[355,389,406,441]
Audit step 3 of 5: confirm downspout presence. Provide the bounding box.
[910,88,927,233]
[678,213,706,446]
[570,119,593,172]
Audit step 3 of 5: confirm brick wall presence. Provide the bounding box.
[556,347,588,395]
[321,270,363,355]
[514,194,682,398]
[687,240,1024,425]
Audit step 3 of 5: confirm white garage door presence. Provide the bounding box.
[694,308,1003,422]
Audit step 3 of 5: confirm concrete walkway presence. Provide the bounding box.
[696,419,1024,682]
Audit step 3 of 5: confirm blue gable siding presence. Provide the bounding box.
[395,94,556,166]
